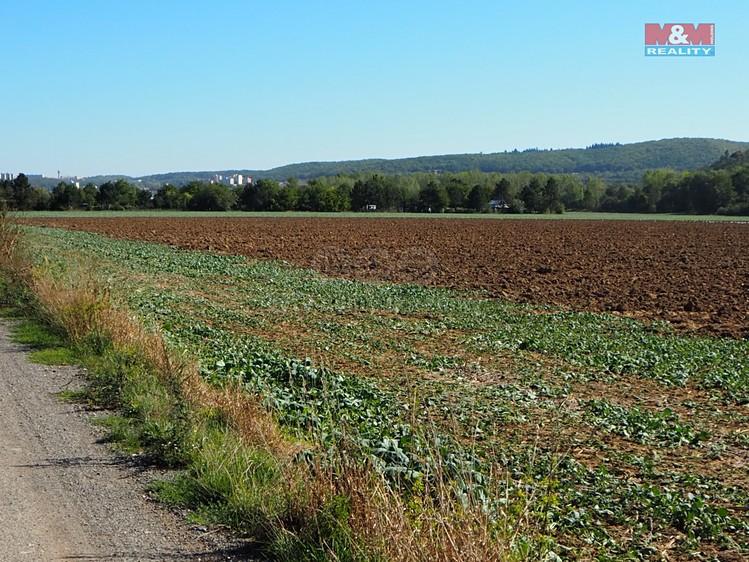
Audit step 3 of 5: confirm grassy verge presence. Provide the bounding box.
[0,212,524,561]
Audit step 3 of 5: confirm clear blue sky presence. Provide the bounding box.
[1,0,747,177]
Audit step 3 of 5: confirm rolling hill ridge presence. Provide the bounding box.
[83,138,749,187]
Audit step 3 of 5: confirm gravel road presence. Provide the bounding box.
[0,320,252,561]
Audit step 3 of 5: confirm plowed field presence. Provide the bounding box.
[26,217,748,338]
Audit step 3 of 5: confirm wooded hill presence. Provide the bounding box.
[101,137,749,187]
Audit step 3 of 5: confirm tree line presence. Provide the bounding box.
[2,153,748,215]
[0,172,596,213]
[596,166,749,215]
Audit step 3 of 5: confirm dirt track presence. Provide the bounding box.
[0,321,249,561]
[26,217,749,338]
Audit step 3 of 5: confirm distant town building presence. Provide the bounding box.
[42,173,79,182]
[210,173,253,187]
[2,172,45,182]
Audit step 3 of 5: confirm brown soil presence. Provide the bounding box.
[25,217,748,338]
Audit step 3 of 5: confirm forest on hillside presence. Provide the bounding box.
[77,138,749,189]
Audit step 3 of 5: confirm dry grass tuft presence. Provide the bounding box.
[0,211,29,281]
[311,456,508,562]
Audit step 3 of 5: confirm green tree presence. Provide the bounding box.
[351,175,389,210]
[80,183,98,209]
[520,177,543,212]
[154,184,184,209]
[187,183,237,211]
[542,177,563,213]
[334,180,353,211]
[445,177,469,209]
[277,184,300,210]
[298,182,343,211]
[239,179,281,211]
[559,176,584,209]
[97,179,137,209]
[29,187,51,210]
[582,177,606,210]
[642,169,682,212]
[687,171,733,214]
[136,188,153,208]
[492,178,512,201]
[467,184,489,212]
[419,181,449,212]
[0,179,10,209]
[398,176,421,211]
[731,167,749,198]
[12,173,32,210]
[50,182,82,210]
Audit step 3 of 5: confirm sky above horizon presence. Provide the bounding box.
[1,0,747,177]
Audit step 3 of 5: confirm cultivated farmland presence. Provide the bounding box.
[18,218,749,560]
[25,217,749,337]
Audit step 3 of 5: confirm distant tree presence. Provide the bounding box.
[298,182,343,211]
[0,179,11,209]
[445,177,469,209]
[731,167,749,197]
[297,182,321,211]
[80,183,98,209]
[687,171,733,214]
[98,179,137,209]
[642,169,682,213]
[419,181,449,212]
[277,184,300,211]
[467,184,490,212]
[542,177,563,213]
[582,177,606,210]
[559,176,584,210]
[657,177,689,212]
[50,182,81,210]
[115,179,138,208]
[492,178,512,200]
[720,164,749,214]
[238,179,281,211]
[29,187,51,210]
[351,175,388,210]
[136,188,153,209]
[631,188,650,212]
[398,176,421,211]
[154,184,184,209]
[333,179,353,211]
[520,177,543,212]
[187,183,237,211]
[711,148,749,170]
[600,185,637,212]
[12,173,32,210]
